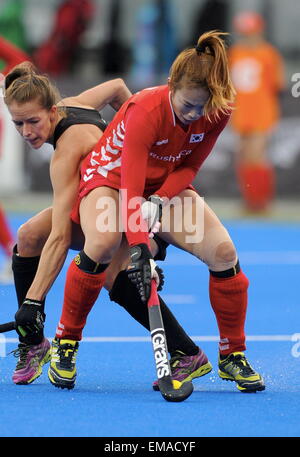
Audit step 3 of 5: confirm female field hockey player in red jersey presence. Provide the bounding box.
[49,31,265,393]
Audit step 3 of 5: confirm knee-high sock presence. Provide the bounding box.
[209,270,249,355]
[12,245,42,308]
[56,260,106,341]
[12,245,45,344]
[0,206,14,256]
[109,270,199,356]
[237,164,275,211]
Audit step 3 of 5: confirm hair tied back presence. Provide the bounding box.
[195,44,204,55]
[195,43,214,56]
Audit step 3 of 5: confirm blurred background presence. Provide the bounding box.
[0,0,299,219]
[0,2,299,435]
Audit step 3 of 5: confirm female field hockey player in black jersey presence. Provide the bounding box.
[4,62,205,387]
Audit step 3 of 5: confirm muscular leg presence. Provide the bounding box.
[12,197,198,355]
[12,208,52,312]
[12,208,85,345]
[50,186,207,389]
[56,187,123,340]
[106,235,199,355]
[158,189,249,355]
[12,207,85,309]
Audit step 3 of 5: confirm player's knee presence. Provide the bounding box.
[214,241,237,269]
[85,233,121,264]
[17,221,46,256]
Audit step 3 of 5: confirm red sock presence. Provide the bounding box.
[0,206,14,256]
[56,260,106,341]
[209,270,249,355]
[237,164,275,211]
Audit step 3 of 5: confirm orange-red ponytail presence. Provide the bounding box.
[169,30,235,119]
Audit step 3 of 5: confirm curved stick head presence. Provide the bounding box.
[158,378,194,402]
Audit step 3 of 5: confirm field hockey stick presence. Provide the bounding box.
[148,279,194,402]
[0,321,16,333]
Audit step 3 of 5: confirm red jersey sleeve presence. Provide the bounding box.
[155,112,230,199]
[121,103,158,247]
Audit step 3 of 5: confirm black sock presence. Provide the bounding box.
[12,245,45,343]
[109,270,199,356]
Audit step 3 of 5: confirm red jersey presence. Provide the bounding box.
[78,85,230,245]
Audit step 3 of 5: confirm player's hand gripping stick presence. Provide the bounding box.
[127,243,163,302]
[141,195,164,238]
[14,299,45,339]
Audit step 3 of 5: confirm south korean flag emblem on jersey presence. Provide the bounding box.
[190,133,204,143]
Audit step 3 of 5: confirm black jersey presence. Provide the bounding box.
[51,106,107,149]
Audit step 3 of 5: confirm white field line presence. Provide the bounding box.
[2,334,296,344]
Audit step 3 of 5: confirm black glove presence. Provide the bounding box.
[127,243,164,302]
[15,299,45,340]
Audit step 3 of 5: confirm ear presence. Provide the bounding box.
[167,78,175,96]
[49,104,57,121]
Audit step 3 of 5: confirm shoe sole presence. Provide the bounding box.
[14,349,51,385]
[48,367,76,390]
[218,370,266,393]
[153,361,213,391]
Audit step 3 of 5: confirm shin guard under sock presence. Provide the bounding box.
[12,245,43,308]
[56,258,107,341]
[209,263,249,355]
[12,245,45,344]
[109,270,199,356]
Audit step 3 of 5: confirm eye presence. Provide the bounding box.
[13,121,23,127]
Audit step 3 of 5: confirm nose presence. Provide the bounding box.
[22,123,32,138]
[187,108,201,120]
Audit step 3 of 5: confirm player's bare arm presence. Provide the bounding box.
[62,78,132,112]
[25,128,90,300]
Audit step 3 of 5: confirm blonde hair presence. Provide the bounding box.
[4,61,63,111]
[169,30,235,119]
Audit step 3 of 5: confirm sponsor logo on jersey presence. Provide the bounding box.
[150,149,192,162]
[155,139,169,145]
[190,133,204,143]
